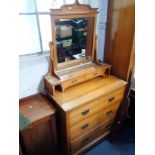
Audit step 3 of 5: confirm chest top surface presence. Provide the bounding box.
[50,76,127,112]
[19,94,55,124]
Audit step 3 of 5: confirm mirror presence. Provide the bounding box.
[49,1,98,73]
[55,17,95,65]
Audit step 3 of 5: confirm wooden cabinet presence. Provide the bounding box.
[47,76,126,154]
[19,94,57,155]
[104,0,135,81]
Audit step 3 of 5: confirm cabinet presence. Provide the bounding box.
[19,94,57,155]
[47,76,126,154]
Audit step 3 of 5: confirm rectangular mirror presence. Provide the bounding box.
[55,17,95,66]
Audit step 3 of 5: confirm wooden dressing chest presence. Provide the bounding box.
[46,76,126,154]
[44,1,127,154]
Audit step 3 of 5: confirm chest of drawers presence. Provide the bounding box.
[47,76,126,155]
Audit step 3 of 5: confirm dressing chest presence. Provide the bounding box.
[45,76,126,154]
[44,1,127,154]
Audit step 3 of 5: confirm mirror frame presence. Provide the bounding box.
[49,0,98,73]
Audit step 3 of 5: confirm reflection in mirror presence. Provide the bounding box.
[55,18,92,64]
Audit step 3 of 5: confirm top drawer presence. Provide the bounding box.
[69,87,125,126]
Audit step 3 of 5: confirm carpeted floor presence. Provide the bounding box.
[85,119,135,155]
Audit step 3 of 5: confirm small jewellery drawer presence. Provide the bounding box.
[85,70,103,80]
[70,113,100,141]
[61,76,84,90]
[71,126,99,154]
[69,88,124,126]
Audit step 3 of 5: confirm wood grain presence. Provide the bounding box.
[52,76,126,112]
[104,0,135,81]
[19,94,55,126]
[69,87,124,126]
[20,94,58,155]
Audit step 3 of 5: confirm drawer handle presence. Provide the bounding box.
[81,137,90,145]
[108,96,115,102]
[81,109,90,116]
[72,79,77,84]
[105,123,112,129]
[93,72,98,76]
[106,110,113,116]
[81,123,89,130]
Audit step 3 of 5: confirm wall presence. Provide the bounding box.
[19,54,50,98]
[19,0,109,99]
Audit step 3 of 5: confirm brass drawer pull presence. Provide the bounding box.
[106,110,113,116]
[81,137,90,145]
[108,96,115,102]
[81,123,89,129]
[93,72,98,76]
[72,79,77,84]
[81,109,90,116]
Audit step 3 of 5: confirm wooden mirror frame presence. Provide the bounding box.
[49,0,98,76]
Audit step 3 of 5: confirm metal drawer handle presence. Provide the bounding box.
[105,123,112,129]
[72,79,77,84]
[108,96,115,102]
[81,137,90,145]
[81,123,89,130]
[81,109,90,116]
[106,110,113,116]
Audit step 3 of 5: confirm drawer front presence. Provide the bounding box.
[61,76,84,90]
[71,126,99,154]
[70,120,113,154]
[99,120,113,134]
[85,69,104,81]
[69,88,124,126]
[70,100,120,141]
[61,69,103,91]
[98,101,121,124]
[70,113,100,141]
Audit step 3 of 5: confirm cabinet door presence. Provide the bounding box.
[22,120,56,155]
[104,0,135,81]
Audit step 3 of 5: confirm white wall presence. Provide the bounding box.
[19,0,109,98]
[19,54,50,98]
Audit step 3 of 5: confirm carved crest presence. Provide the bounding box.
[50,0,98,16]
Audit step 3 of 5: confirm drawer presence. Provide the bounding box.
[71,125,100,154]
[85,70,102,80]
[70,120,113,154]
[70,113,100,141]
[61,76,84,90]
[99,120,113,135]
[61,69,103,91]
[69,88,124,126]
[98,101,121,124]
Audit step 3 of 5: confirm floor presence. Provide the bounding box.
[85,119,135,155]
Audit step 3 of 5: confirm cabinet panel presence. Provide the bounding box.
[104,0,135,81]
[22,121,54,155]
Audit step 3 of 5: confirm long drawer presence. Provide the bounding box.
[61,68,105,91]
[70,113,100,141]
[70,100,121,141]
[69,87,125,126]
[70,120,113,154]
